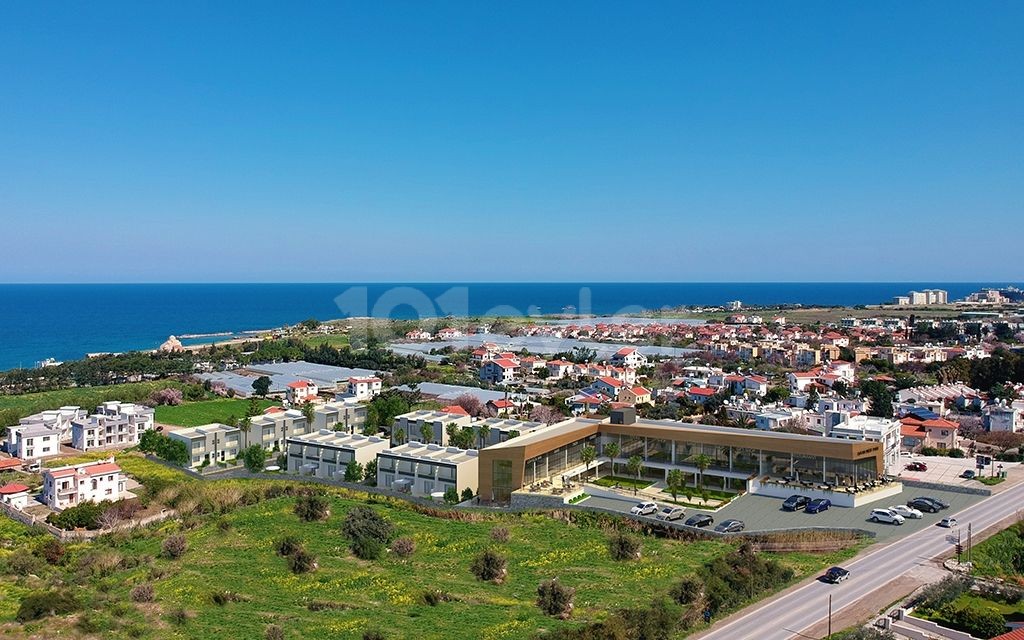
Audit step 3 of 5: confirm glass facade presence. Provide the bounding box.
[492,460,513,503]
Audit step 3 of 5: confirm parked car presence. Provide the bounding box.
[914,496,950,510]
[656,506,685,522]
[905,462,928,471]
[961,470,976,479]
[630,501,658,516]
[890,505,923,519]
[805,498,832,514]
[939,517,958,528]
[684,513,714,528]
[824,567,850,584]
[869,508,905,525]
[907,498,941,514]
[782,495,810,511]
[714,519,745,533]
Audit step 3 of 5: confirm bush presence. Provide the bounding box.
[265,625,285,640]
[422,589,456,606]
[5,550,46,576]
[36,538,65,565]
[131,583,155,603]
[342,506,394,560]
[443,486,460,504]
[288,547,318,574]
[461,487,475,502]
[47,500,110,530]
[608,532,642,561]
[830,628,896,640]
[242,444,269,473]
[211,590,245,605]
[162,534,188,559]
[166,607,191,626]
[948,448,966,458]
[391,536,416,558]
[470,549,508,583]
[16,590,80,622]
[363,632,387,640]
[669,576,704,605]
[699,544,794,615]
[275,535,302,557]
[916,575,972,613]
[537,578,576,618]
[490,526,511,543]
[294,494,331,522]
[941,600,1007,638]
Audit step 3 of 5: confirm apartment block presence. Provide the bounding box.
[168,424,242,469]
[243,409,312,450]
[393,409,473,446]
[377,442,479,497]
[286,430,390,479]
[71,401,155,452]
[313,400,368,433]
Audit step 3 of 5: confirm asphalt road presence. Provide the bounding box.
[697,481,1024,640]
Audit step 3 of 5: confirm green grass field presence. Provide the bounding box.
[154,398,277,427]
[0,381,185,420]
[299,334,351,348]
[0,454,863,639]
[969,521,1024,579]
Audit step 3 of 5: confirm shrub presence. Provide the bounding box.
[461,487,475,502]
[166,607,191,626]
[491,526,511,543]
[948,448,966,458]
[266,625,285,640]
[131,583,155,603]
[149,388,183,406]
[941,600,1007,638]
[443,486,460,504]
[699,545,794,615]
[5,551,46,576]
[288,547,318,574]
[294,494,331,522]
[242,444,269,473]
[608,532,642,561]
[391,536,416,558]
[537,578,576,617]
[363,631,387,640]
[37,538,66,565]
[422,590,455,606]
[16,590,80,622]
[211,590,245,605]
[47,500,110,530]
[162,534,188,559]
[342,506,394,560]
[916,575,972,613]
[830,628,896,640]
[669,576,704,605]
[470,549,508,583]
[275,535,302,557]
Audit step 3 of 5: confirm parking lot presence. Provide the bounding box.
[898,452,1012,487]
[581,483,985,541]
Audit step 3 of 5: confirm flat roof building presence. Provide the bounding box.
[393,409,473,447]
[478,410,884,505]
[377,442,479,498]
[168,424,242,469]
[286,430,390,480]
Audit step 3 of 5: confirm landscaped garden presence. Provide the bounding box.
[591,475,655,490]
[1,454,866,640]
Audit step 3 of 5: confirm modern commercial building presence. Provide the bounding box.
[243,409,312,450]
[71,401,155,452]
[377,442,479,498]
[393,409,473,446]
[478,410,887,506]
[286,430,390,479]
[42,458,125,510]
[822,414,901,474]
[168,424,242,469]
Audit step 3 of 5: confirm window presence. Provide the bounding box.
[492,460,513,503]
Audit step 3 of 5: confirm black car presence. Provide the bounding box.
[714,519,745,533]
[907,498,940,513]
[805,498,831,514]
[782,495,810,511]
[684,513,714,528]
[914,496,949,510]
[824,567,850,584]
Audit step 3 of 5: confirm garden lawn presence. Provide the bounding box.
[591,476,655,490]
[154,398,277,427]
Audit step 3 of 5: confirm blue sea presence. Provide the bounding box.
[0,283,1016,372]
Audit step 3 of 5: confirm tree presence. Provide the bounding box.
[342,506,394,560]
[242,445,268,473]
[580,445,596,480]
[805,386,820,410]
[344,459,363,483]
[537,578,575,618]
[420,423,433,444]
[251,376,272,398]
[626,455,643,494]
[443,486,460,504]
[393,428,406,445]
[861,380,895,418]
[666,469,685,502]
[693,453,712,487]
[530,405,564,424]
[477,424,491,449]
[452,393,482,417]
[363,459,378,486]
[604,442,620,477]
[246,398,262,418]
[138,429,161,453]
[301,401,316,428]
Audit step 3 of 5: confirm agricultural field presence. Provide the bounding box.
[0,456,864,640]
[0,381,185,421]
[154,398,277,427]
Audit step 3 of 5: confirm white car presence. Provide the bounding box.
[630,501,658,516]
[869,508,905,525]
[939,517,959,528]
[890,505,923,520]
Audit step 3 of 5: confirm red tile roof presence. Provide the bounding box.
[83,463,121,476]
[0,483,29,494]
[439,405,470,416]
[992,628,1024,640]
[630,386,650,396]
[900,423,926,438]
[921,418,958,429]
[0,458,22,471]
[490,359,519,369]
[489,399,515,408]
[287,380,311,389]
[688,387,716,396]
[615,347,636,356]
[596,376,624,388]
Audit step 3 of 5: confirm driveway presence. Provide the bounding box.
[897,452,1013,487]
[580,484,983,541]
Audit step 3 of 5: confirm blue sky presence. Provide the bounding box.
[0,2,1020,283]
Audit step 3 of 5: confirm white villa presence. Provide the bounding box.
[71,401,155,452]
[42,458,125,510]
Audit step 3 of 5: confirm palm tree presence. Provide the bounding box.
[420,423,433,444]
[301,401,315,429]
[394,428,406,445]
[693,453,712,488]
[626,455,643,495]
[239,416,252,448]
[604,442,620,478]
[477,424,491,449]
[580,445,596,480]
[666,469,684,503]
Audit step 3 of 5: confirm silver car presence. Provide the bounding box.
[655,506,685,521]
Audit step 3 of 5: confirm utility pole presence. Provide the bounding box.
[967,522,973,564]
